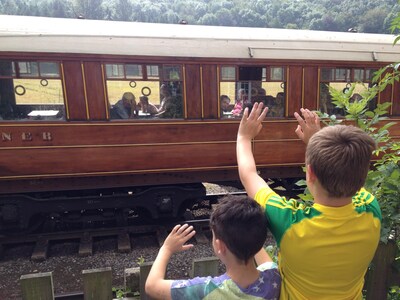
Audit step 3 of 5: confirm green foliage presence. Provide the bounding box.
[316,78,400,244]
[136,255,145,266]
[388,286,400,300]
[265,245,278,264]
[296,67,400,245]
[112,286,134,299]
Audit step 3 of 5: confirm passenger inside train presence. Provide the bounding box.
[110,92,138,119]
[138,95,158,115]
[155,83,183,119]
[269,92,285,117]
[232,88,247,117]
[220,94,231,116]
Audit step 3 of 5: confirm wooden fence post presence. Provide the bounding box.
[140,261,153,300]
[364,240,397,300]
[82,267,112,300]
[125,267,140,294]
[190,256,219,277]
[20,272,54,300]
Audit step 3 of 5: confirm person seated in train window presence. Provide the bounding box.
[350,93,362,103]
[145,194,281,300]
[269,92,285,117]
[156,84,173,116]
[111,92,138,119]
[232,88,247,117]
[156,84,183,119]
[138,95,158,115]
[220,94,231,116]
[258,88,267,96]
[319,84,335,114]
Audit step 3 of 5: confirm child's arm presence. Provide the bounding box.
[294,108,321,144]
[145,224,196,300]
[236,102,270,198]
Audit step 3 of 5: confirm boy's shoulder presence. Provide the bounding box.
[171,266,281,299]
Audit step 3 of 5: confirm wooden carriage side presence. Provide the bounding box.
[0,16,400,195]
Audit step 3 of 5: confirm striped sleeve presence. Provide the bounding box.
[353,188,382,221]
[255,187,309,246]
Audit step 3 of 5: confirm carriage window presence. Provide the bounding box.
[126,64,142,79]
[105,63,183,120]
[219,65,286,119]
[146,65,159,79]
[0,60,65,121]
[319,67,377,115]
[18,62,39,77]
[354,69,364,82]
[221,66,235,81]
[106,64,124,78]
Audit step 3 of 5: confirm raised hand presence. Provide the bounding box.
[162,224,196,254]
[294,108,321,144]
[238,102,269,140]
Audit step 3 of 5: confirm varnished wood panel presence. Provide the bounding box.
[83,62,107,120]
[254,140,306,165]
[0,120,316,148]
[287,66,303,116]
[392,78,400,116]
[185,64,202,119]
[0,142,237,177]
[201,65,218,119]
[303,67,318,110]
[0,122,238,147]
[63,61,87,120]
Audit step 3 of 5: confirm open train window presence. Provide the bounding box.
[238,66,263,81]
[0,60,65,122]
[105,63,183,120]
[219,65,286,119]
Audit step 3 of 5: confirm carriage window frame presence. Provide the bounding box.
[219,65,286,82]
[353,68,377,83]
[320,67,378,84]
[0,60,62,79]
[105,64,180,81]
[320,67,351,83]
[219,65,287,119]
[319,67,379,116]
[220,66,236,81]
[105,62,184,120]
[162,65,182,82]
[0,60,65,122]
[104,63,184,82]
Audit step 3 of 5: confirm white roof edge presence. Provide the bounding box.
[1,15,400,62]
[0,14,397,44]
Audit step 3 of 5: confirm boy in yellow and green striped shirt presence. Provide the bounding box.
[237,103,381,299]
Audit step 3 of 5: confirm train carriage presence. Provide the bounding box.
[0,15,400,233]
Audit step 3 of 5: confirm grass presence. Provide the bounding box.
[14,79,64,105]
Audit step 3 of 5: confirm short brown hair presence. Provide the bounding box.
[210,195,268,264]
[306,125,376,197]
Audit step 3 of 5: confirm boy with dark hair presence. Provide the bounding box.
[236,103,381,299]
[145,194,281,300]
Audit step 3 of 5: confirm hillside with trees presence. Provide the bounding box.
[0,0,399,33]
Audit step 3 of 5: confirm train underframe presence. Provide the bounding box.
[0,183,206,234]
[0,166,305,234]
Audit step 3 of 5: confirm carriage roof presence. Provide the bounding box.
[1,14,400,62]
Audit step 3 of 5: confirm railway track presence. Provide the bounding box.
[0,192,247,262]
